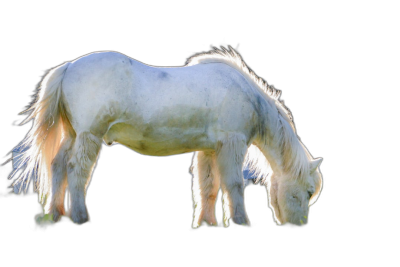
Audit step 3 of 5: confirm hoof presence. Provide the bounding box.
[71,212,89,224]
[232,215,249,226]
[198,221,218,228]
[195,219,218,227]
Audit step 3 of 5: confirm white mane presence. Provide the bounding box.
[186,46,294,129]
[187,46,310,182]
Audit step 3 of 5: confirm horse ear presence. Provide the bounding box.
[310,158,323,173]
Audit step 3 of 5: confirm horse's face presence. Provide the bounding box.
[270,158,323,225]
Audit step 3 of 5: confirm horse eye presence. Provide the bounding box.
[308,191,313,198]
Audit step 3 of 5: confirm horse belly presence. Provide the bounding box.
[104,122,215,156]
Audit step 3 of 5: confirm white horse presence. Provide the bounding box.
[8,46,323,226]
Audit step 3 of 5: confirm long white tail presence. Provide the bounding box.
[9,62,72,207]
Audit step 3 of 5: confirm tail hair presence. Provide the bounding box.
[8,62,71,206]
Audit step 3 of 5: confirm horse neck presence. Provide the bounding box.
[255,138,286,176]
[254,111,309,179]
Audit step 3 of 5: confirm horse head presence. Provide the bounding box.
[270,158,323,225]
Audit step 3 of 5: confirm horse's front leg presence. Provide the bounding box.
[216,133,249,227]
[191,151,220,227]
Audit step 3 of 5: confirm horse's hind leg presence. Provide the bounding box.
[191,151,220,227]
[215,133,249,226]
[67,132,102,224]
[49,137,74,222]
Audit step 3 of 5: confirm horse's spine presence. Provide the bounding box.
[8,62,71,209]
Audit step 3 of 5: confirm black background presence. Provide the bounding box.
[0,5,368,258]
